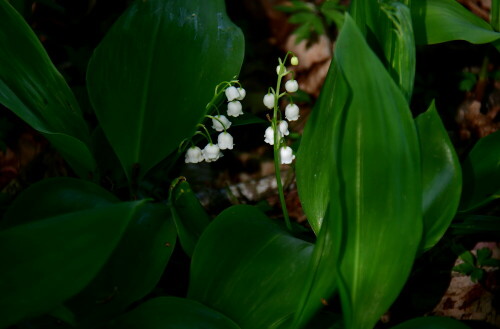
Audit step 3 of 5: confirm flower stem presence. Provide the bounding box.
[273,62,292,231]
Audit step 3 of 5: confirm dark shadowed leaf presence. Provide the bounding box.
[188,205,313,329]
[87,0,244,181]
[0,1,95,178]
[391,316,471,329]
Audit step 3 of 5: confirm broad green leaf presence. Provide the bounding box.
[458,251,475,265]
[452,263,475,275]
[291,204,342,329]
[350,0,415,102]
[391,316,471,329]
[470,268,484,282]
[188,205,313,329]
[66,203,176,326]
[169,179,211,257]
[415,101,462,252]
[101,297,240,329]
[459,130,500,211]
[1,177,118,229]
[411,0,500,45]
[87,0,244,181]
[0,200,145,329]
[476,247,492,265]
[325,15,422,329]
[0,1,95,178]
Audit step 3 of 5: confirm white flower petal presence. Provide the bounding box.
[280,146,295,164]
[202,143,223,162]
[263,93,275,109]
[225,86,240,102]
[217,132,234,150]
[279,121,289,136]
[211,115,231,132]
[285,103,300,121]
[227,101,243,117]
[236,87,246,101]
[185,146,204,163]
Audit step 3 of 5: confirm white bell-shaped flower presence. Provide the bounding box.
[285,79,299,93]
[280,146,295,164]
[264,126,276,145]
[202,143,223,162]
[211,115,231,132]
[185,146,204,163]
[236,87,246,100]
[279,120,289,136]
[291,56,299,66]
[217,132,234,150]
[285,103,300,121]
[225,86,240,102]
[263,93,275,109]
[227,101,243,117]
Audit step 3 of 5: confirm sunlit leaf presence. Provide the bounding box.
[415,101,462,252]
[0,1,95,177]
[188,205,313,329]
[87,0,244,182]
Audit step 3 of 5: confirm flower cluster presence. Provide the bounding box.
[263,55,300,164]
[185,83,246,164]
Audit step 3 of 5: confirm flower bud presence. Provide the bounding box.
[285,79,299,93]
[225,86,240,102]
[227,101,243,117]
[291,56,299,66]
[202,143,223,162]
[285,103,300,121]
[236,87,246,100]
[276,65,282,75]
[217,132,234,150]
[279,120,289,136]
[185,146,204,163]
[280,146,295,164]
[211,115,231,132]
[263,93,275,109]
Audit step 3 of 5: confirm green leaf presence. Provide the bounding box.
[458,251,476,265]
[291,204,342,329]
[87,0,244,182]
[470,268,484,282]
[452,215,500,236]
[188,205,313,329]
[298,15,422,329]
[459,130,500,211]
[476,247,492,265]
[0,200,145,328]
[66,203,177,326]
[480,258,500,267]
[391,316,471,329]
[101,297,241,329]
[289,12,318,25]
[0,1,95,178]
[0,177,118,230]
[411,0,500,45]
[320,4,345,28]
[169,179,211,257]
[415,101,462,252]
[452,263,475,275]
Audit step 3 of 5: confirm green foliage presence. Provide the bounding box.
[100,297,241,329]
[188,205,313,328]
[453,247,500,282]
[0,0,95,178]
[415,102,462,252]
[391,316,471,329]
[460,130,500,211]
[87,0,244,182]
[275,0,346,44]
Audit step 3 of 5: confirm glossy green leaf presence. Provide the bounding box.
[101,297,240,329]
[0,200,145,328]
[415,101,462,252]
[87,0,244,181]
[1,177,118,229]
[0,1,95,178]
[391,316,471,329]
[299,15,422,329]
[411,0,500,45]
[459,130,500,211]
[188,205,313,329]
[169,179,211,257]
[349,0,415,101]
[291,204,341,329]
[67,203,176,326]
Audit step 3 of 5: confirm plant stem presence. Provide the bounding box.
[273,64,292,231]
